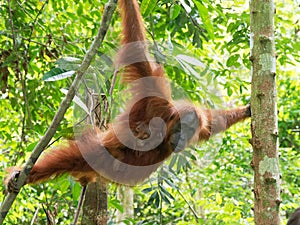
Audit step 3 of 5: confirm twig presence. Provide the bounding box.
[72,185,87,225]
[0,0,118,224]
[7,0,30,159]
[30,205,40,225]
[178,3,208,41]
[109,69,119,97]
[7,0,17,50]
[177,189,200,222]
[107,69,119,121]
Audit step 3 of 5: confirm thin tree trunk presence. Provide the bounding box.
[250,0,281,224]
[81,177,108,225]
[80,91,108,225]
[116,186,134,223]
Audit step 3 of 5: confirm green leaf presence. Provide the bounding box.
[216,192,222,205]
[160,191,171,204]
[227,86,233,96]
[177,154,188,171]
[193,30,203,48]
[43,68,75,81]
[26,142,38,152]
[141,0,157,17]
[60,88,89,115]
[59,179,71,193]
[195,2,214,39]
[72,182,82,199]
[181,150,197,160]
[148,191,159,207]
[56,57,81,64]
[159,185,174,200]
[175,55,200,79]
[163,176,178,189]
[226,54,240,67]
[108,199,124,212]
[142,187,155,193]
[170,4,181,20]
[169,154,178,169]
[77,4,83,15]
[55,57,81,71]
[176,54,205,67]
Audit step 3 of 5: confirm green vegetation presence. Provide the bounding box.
[0,0,299,224]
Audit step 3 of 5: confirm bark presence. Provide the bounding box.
[81,178,108,225]
[250,0,281,224]
[116,186,134,222]
[81,90,108,225]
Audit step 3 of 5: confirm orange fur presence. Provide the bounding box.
[4,0,251,188]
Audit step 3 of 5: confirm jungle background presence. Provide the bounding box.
[0,0,299,224]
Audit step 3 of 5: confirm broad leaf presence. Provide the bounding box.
[43,68,75,81]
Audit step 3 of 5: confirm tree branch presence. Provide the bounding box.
[0,0,118,223]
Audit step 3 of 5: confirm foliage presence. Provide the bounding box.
[0,0,299,224]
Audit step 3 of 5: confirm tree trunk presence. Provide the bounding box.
[116,186,134,223]
[81,91,108,225]
[81,177,108,225]
[250,0,281,224]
